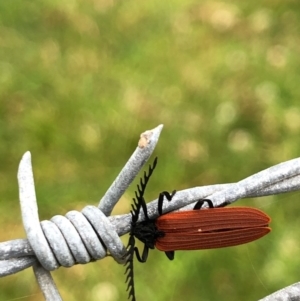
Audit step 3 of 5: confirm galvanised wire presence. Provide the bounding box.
[1,124,300,301]
[0,125,163,300]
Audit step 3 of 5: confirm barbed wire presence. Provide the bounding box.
[0,124,299,301]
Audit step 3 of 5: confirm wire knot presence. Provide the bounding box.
[37,206,127,270]
[17,152,127,271]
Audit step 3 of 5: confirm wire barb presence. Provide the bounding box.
[99,125,163,216]
[3,125,300,301]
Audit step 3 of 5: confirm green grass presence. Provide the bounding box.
[1,0,300,300]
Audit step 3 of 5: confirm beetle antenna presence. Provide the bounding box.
[132,157,158,223]
[125,157,158,301]
[125,235,149,300]
[125,235,136,301]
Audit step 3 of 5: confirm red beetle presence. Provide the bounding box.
[125,158,271,300]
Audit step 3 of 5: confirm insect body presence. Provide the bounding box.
[155,202,271,253]
[125,157,271,301]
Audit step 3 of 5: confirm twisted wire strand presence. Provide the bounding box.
[1,124,300,301]
[0,125,163,280]
[98,125,163,215]
[118,157,300,231]
[258,282,300,301]
[0,125,163,301]
[2,155,300,275]
[16,152,127,273]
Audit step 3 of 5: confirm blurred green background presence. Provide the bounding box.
[1,0,300,300]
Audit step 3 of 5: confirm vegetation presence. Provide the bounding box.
[1,0,300,300]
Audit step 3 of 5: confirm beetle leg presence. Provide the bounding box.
[158,190,177,216]
[164,251,175,261]
[134,245,149,263]
[193,199,214,210]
